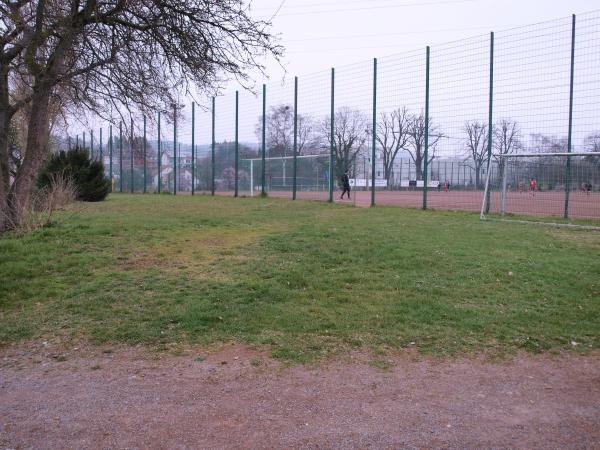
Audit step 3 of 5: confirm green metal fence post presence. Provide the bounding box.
[212,96,216,196]
[130,117,134,193]
[143,116,147,193]
[109,125,113,190]
[83,132,86,149]
[293,76,298,200]
[485,31,494,214]
[329,68,335,203]
[235,91,239,197]
[564,14,576,219]
[423,46,430,210]
[99,128,103,162]
[76,134,79,148]
[191,102,195,195]
[261,85,266,196]
[371,58,377,207]
[119,122,123,193]
[90,130,94,160]
[158,111,162,193]
[173,104,177,195]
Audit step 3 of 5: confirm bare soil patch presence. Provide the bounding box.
[1,344,598,449]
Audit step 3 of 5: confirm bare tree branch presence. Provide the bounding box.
[376,107,410,186]
[463,120,488,188]
[405,112,442,181]
[319,107,368,182]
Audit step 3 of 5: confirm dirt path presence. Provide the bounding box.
[1,344,599,449]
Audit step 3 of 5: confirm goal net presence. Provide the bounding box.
[480,152,600,223]
[239,154,331,196]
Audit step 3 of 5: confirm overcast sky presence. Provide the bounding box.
[244,0,598,87]
[181,0,595,155]
[75,1,600,157]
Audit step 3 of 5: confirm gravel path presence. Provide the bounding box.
[1,344,599,449]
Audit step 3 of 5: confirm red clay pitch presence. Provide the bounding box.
[205,189,600,220]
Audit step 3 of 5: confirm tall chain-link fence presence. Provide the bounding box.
[68,11,600,221]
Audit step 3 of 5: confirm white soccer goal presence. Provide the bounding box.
[480,152,600,225]
[239,154,331,196]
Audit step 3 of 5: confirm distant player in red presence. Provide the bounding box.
[444,180,450,192]
[529,178,537,197]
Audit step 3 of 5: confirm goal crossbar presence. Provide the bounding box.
[241,154,326,162]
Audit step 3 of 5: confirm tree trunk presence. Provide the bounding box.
[415,154,423,181]
[0,117,10,232]
[0,65,13,232]
[5,87,52,228]
[334,156,346,185]
[384,164,392,189]
[497,159,505,189]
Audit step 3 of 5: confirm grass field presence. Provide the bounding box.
[1,194,599,362]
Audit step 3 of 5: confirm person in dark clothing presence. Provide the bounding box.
[340,171,351,199]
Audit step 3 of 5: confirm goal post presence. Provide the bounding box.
[480,152,600,224]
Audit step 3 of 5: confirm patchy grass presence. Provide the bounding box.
[1,194,599,362]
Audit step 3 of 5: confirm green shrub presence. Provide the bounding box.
[38,147,110,201]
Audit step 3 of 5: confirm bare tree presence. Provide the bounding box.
[584,133,600,152]
[255,104,316,158]
[527,134,567,153]
[493,119,521,156]
[584,132,600,164]
[297,115,318,155]
[131,135,155,168]
[257,105,292,158]
[0,0,282,231]
[464,120,488,188]
[405,112,442,181]
[493,119,522,180]
[522,134,572,186]
[376,107,410,187]
[319,107,368,182]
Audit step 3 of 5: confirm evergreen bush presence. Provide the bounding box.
[38,146,110,201]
